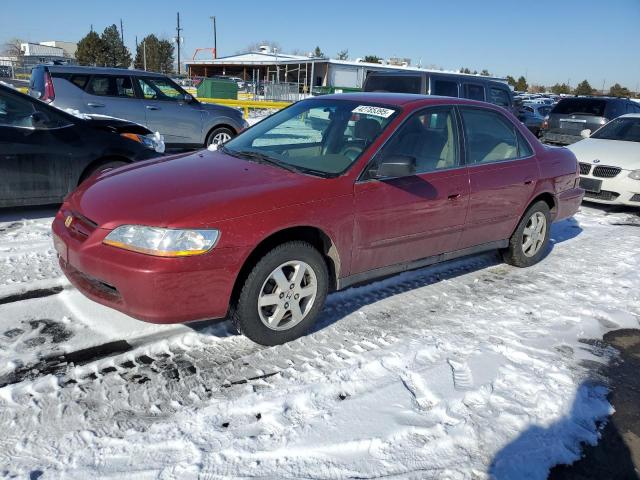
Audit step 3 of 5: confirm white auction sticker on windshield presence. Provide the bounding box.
[352,105,395,118]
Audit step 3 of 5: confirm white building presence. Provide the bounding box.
[39,41,77,58]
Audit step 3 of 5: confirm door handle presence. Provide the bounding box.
[87,102,105,108]
[448,193,461,200]
[524,178,533,185]
[146,105,160,111]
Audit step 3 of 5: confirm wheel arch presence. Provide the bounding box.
[78,155,131,185]
[230,226,341,306]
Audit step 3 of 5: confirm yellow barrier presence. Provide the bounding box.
[198,97,291,119]
[18,87,28,94]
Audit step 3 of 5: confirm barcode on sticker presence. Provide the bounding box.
[352,105,396,118]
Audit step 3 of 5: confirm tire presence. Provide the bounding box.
[206,127,234,147]
[231,241,329,346]
[502,200,551,268]
[79,160,127,184]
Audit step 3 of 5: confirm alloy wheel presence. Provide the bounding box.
[257,261,318,331]
[522,211,547,257]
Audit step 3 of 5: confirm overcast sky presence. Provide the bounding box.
[2,0,639,89]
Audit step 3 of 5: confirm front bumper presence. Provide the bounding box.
[579,172,640,207]
[52,209,245,324]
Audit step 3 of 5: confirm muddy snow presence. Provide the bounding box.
[0,204,638,479]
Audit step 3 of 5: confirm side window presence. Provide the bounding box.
[0,90,71,129]
[516,130,534,157]
[87,75,135,98]
[432,80,459,97]
[489,88,511,107]
[463,83,485,101]
[70,75,89,90]
[460,108,521,163]
[136,77,183,101]
[375,107,459,175]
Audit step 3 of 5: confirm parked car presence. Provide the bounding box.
[363,71,515,112]
[567,114,640,206]
[52,93,583,346]
[29,65,248,150]
[540,96,640,145]
[0,83,163,208]
[518,104,553,136]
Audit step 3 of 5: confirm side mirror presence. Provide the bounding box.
[375,154,416,178]
[580,129,591,139]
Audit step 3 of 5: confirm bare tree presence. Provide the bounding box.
[2,38,25,57]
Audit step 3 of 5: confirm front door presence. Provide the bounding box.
[457,106,539,248]
[135,76,203,147]
[0,88,77,205]
[352,106,470,274]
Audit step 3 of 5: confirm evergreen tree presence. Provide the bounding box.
[515,76,528,92]
[134,34,174,73]
[505,75,517,88]
[363,55,381,64]
[551,83,572,95]
[313,46,325,58]
[480,69,490,76]
[100,24,131,68]
[574,80,594,96]
[609,83,631,97]
[75,31,104,66]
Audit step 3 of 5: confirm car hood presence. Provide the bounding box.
[566,138,640,170]
[69,150,333,230]
[82,116,152,135]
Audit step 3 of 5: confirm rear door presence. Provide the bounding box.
[135,76,204,147]
[457,106,539,248]
[0,88,79,205]
[352,106,469,274]
[84,74,147,125]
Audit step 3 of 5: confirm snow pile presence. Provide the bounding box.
[0,205,638,478]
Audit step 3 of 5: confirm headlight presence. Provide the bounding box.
[103,225,219,257]
[121,132,165,153]
[629,170,640,180]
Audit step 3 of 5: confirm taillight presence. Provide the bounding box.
[42,71,55,103]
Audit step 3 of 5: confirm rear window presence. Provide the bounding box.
[364,75,421,94]
[551,98,606,117]
[464,83,485,101]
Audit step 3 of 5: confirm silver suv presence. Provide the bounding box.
[29,65,248,150]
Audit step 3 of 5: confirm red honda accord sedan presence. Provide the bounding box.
[52,93,584,345]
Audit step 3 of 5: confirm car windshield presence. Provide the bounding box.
[222,99,399,176]
[551,98,606,116]
[591,117,640,143]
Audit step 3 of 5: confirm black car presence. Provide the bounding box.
[0,83,163,208]
[540,96,640,145]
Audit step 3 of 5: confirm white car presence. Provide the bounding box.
[567,114,640,206]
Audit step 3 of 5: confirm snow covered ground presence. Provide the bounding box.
[0,204,638,479]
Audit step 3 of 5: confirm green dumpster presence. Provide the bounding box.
[197,78,238,99]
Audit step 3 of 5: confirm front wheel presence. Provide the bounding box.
[206,127,234,147]
[502,201,551,267]
[231,241,329,346]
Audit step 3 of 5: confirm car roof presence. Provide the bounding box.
[315,92,498,109]
[38,64,167,77]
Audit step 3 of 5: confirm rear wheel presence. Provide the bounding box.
[79,160,127,184]
[206,127,234,148]
[231,241,328,346]
[502,201,551,267]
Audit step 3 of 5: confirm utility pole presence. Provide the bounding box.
[210,16,217,59]
[143,40,147,71]
[175,12,182,75]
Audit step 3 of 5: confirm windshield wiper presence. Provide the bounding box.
[223,148,300,173]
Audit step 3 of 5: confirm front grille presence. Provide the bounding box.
[630,194,640,203]
[592,166,621,178]
[579,163,591,175]
[584,190,620,201]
